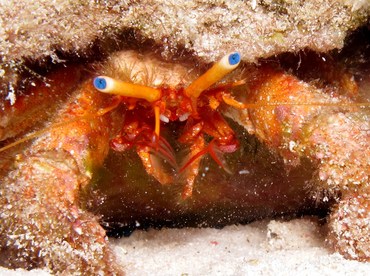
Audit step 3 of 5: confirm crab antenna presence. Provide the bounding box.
[93,76,161,102]
[184,52,241,98]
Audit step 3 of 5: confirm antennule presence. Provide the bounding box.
[93,76,161,102]
[184,52,241,98]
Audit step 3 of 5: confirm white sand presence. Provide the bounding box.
[2,217,370,275]
[112,217,370,275]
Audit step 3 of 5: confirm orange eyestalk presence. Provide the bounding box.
[93,76,161,102]
[184,52,241,98]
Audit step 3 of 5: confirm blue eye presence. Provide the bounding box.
[93,77,107,90]
[228,52,241,66]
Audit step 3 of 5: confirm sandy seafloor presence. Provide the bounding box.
[2,217,370,275]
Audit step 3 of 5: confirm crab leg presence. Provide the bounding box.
[228,65,370,260]
[0,66,82,141]
[0,75,123,274]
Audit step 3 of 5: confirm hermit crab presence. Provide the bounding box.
[0,36,369,274]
